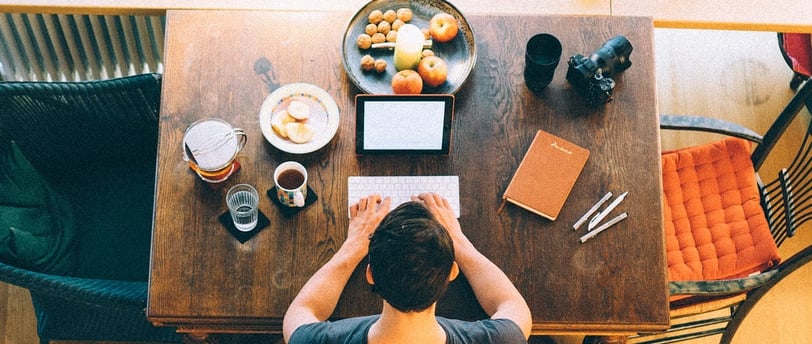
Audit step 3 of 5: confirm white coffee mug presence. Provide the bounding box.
[273,161,307,207]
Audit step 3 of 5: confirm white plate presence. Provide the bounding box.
[259,83,340,154]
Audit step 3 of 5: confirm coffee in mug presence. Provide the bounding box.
[277,169,305,190]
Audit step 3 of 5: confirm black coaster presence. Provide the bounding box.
[218,210,270,243]
[267,186,318,216]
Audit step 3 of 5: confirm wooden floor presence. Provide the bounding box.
[3,28,811,344]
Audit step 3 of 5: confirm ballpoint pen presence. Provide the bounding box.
[580,212,628,243]
[573,192,612,230]
[588,191,628,231]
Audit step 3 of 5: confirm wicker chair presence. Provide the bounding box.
[0,74,181,343]
[617,77,812,344]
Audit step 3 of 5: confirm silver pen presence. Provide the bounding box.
[580,212,628,243]
[588,191,628,231]
[573,192,612,230]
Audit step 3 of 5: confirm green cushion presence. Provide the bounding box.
[0,140,77,275]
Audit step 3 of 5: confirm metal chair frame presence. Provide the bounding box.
[629,79,812,343]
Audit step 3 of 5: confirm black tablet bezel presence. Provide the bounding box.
[355,94,454,155]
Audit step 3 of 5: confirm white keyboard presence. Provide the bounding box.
[347,176,460,218]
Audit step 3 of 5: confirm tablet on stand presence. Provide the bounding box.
[355,94,454,155]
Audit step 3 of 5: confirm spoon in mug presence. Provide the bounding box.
[184,141,198,165]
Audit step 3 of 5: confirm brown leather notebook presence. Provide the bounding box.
[500,130,590,220]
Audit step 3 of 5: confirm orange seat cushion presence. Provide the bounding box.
[661,137,781,282]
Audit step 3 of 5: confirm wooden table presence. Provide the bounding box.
[147,9,669,339]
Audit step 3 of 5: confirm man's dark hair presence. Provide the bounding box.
[368,202,455,312]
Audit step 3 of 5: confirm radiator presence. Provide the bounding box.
[0,13,164,81]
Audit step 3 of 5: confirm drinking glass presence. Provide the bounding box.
[524,33,562,92]
[226,184,259,231]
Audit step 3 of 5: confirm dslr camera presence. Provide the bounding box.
[566,35,633,106]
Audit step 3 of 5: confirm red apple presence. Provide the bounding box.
[417,56,448,88]
[391,70,423,94]
[429,12,459,43]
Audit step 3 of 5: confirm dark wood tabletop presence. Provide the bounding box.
[147,9,669,338]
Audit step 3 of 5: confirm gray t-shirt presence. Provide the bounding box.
[289,315,527,344]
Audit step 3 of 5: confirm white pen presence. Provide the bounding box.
[588,191,628,231]
[580,212,628,243]
[573,192,613,230]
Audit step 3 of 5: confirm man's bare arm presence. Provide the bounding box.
[282,195,391,342]
[415,193,532,338]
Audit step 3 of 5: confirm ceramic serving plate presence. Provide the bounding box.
[259,83,340,154]
[341,0,477,95]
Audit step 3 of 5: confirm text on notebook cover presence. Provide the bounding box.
[551,141,573,155]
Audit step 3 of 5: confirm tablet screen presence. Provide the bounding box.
[356,94,454,154]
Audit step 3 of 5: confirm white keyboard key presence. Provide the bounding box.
[348,176,460,218]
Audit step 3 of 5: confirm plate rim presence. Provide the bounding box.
[259,83,340,154]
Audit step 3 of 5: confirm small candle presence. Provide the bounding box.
[394,24,424,71]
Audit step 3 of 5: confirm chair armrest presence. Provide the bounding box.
[671,246,812,296]
[660,115,764,143]
[0,262,146,309]
[2,261,183,343]
[0,73,162,171]
[669,269,779,295]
